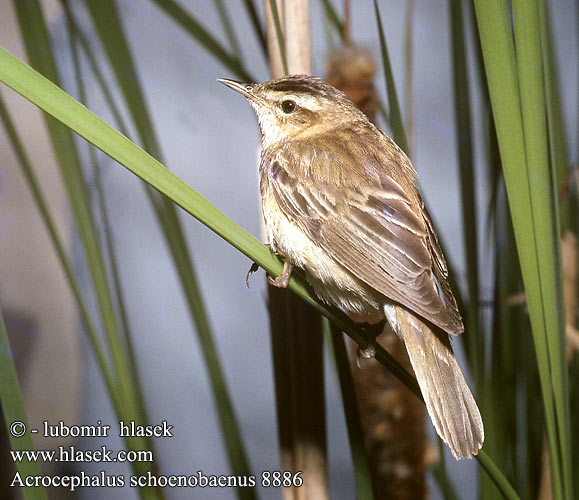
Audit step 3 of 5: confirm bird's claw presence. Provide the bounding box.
[246,242,274,288]
[246,262,260,288]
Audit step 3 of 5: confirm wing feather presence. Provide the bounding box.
[265,140,463,335]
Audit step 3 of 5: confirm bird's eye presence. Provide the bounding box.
[281,100,297,114]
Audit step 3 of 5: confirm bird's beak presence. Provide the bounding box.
[217,78,265,105]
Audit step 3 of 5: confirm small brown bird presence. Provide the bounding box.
[218,75,484,459]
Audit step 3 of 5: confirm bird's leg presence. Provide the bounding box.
[267,260,293,288]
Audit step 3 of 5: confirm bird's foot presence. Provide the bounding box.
[246,243,293,288]
[356,344,376,368]
[267,260,293,288]
[354,318,385,367]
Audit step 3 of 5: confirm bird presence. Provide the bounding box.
[218,74,484,459]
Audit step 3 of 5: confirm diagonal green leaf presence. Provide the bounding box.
[0,307,47,500]
[12,4,169,498]
[67,10,131,137]
[268,0,288,75]
[241,0,268,58]
[148,0,255,82]
[320,0,344,40]
[62,0,150,434]
[449,0,482,386]
[11,0,142,436]
[212,0,243,64]
[0,94,117,412]
[328,325,374,500]
[538,0,571,232]
[477,446,520,500]
[432,438,458,500]
[372,0,408,154]
[83,1,255,494]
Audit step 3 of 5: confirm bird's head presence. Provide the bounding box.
[218,75,362,149]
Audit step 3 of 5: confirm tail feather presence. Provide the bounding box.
[385,304,484,459]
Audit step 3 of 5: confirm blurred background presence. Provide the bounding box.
[0,1,577,499]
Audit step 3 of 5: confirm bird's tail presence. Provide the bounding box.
[384,304,484,459]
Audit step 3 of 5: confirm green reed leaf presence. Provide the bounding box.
[148,0,255,82]
[62,0,150,433]
[475,0,571,497]
[241,0,268,58]
[0,94,117,411]
[268,0,288,75]
[328,325,375,500]
[11,0,143,434]
[82,2,255,494]
[321,0,344,40]
[449,0,481,384]
[212,0,243,63]
[372,0,408,154]
[0,308,47,500]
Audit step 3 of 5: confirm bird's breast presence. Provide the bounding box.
[259,176,382,316]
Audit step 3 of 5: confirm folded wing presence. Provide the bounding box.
[266,148,463,335]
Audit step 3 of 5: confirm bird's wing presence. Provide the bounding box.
[266,151,464,335]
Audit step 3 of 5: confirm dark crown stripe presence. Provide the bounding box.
[268,79,327,97]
